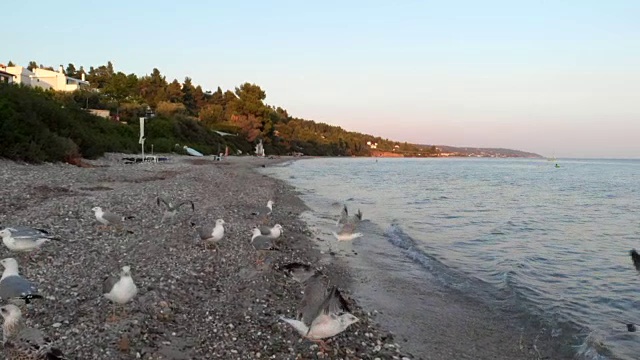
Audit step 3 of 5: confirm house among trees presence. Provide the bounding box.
[0,64,89,91]
[0,68,13,84]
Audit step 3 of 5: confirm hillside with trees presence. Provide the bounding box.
[1,60,541,163]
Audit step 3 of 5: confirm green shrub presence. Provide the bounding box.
[0,84,255,163]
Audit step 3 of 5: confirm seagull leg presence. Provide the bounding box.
[308,339,330,352]
[107,303,119,323]
[255,251,266,267]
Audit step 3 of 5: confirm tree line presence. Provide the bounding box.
[4,59,438,159]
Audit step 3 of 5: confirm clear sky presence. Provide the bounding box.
[5,0,640,158]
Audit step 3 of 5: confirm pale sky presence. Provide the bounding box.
[5,0,640,158]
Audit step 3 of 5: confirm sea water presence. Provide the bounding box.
[261,157,640,360]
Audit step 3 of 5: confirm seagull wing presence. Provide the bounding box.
[156,196,172,210]
[319,286,351,316]
[0,275,40,301]
[197,225,214,240]
[298,272,330,326]
[258,225,272,236]
[4,226,54,239]
[337,204,349,225]
[175,200,195,212]
[102,275,119,295]
[101,211,123,224]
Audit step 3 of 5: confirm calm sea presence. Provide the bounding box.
[261,157,640,360]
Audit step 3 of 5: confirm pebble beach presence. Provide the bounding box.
[0,154,411,360]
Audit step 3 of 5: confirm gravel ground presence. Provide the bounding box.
[0,154,412,360]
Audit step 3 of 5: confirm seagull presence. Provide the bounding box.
[258,224,283,239]
[280,281,358,351]
[191,219,225,249]
[250,227,279,265]
[1,304,67,359]
[331,222,364,242]
[102,265,138,323]
[91,206,135,230]
[251,200,274,224]
[336,204,362,226]
[156,196,195,224]
[630,249,640,271]
[278,262,317,284]
[0,228,59,255]
[0,258,42,304]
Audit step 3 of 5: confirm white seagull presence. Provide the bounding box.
[258,224,283,239]
[280,279,358,351]
[102,265,138,322]
[0,258,41,304]
[0,228,59,255]
[91,206,135,230]
[192,219,226,249]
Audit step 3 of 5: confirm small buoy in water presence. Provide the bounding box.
[627,323,636,332]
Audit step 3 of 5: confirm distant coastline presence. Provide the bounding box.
[370,146,542,158]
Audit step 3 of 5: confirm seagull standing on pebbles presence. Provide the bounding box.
[156,196,195,224]
[91,207,135,230]
[251,200,274,224]
[1,304,67,359]
[102,266,138,322]
[0,258,42,304]
[192,219,225,249]
[0,228,59,256]
[280,283,358,351]
[258,224,283,239]
[250,227,279,265]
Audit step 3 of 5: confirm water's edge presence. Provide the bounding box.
[259,159,591,360]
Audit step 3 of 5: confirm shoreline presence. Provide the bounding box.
[0,154,409,359]
[259,157,577,360]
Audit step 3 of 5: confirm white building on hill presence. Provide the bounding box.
[0,64,89,91]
